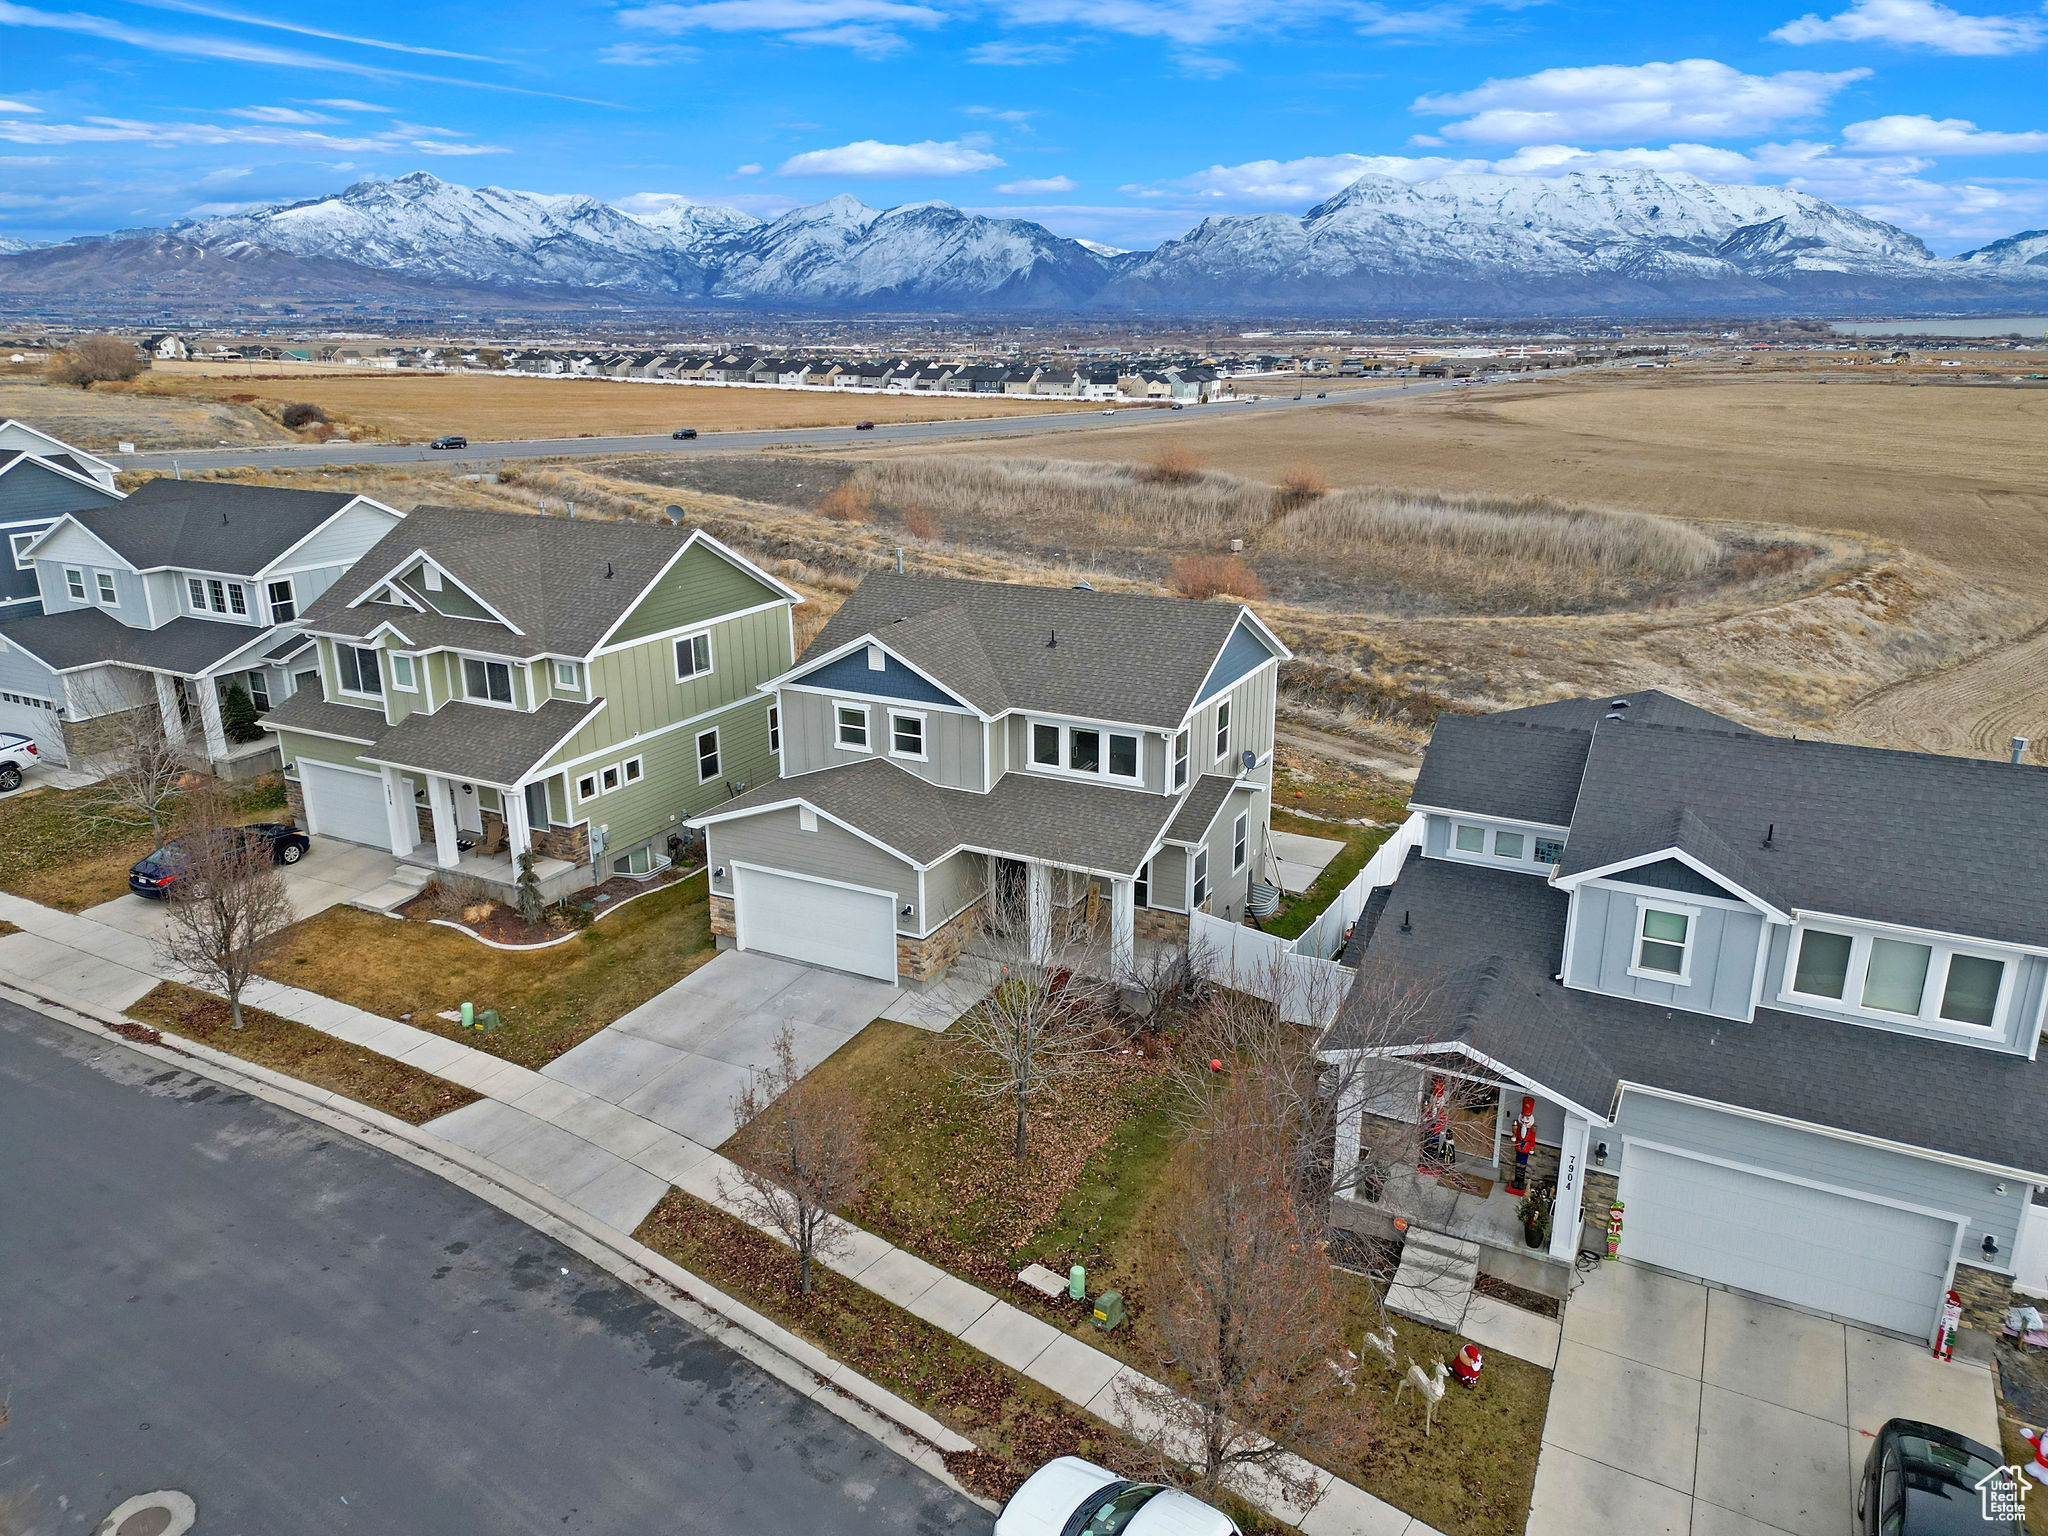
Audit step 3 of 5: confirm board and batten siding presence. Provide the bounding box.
[777,686,985,787]
[398,567,495,622]
[276,725,380,776]
[607,542,784,646]
[1146,844,1189,913]
[34,554,148,624]
[0,459,120,522]
[1567,879,1764,1021]
[555,602,789,766]
[0,634,62,698]
[276,501,401,572]
[558,693,778,860]
[925,848,987,928]
[707,803,920,933]
[1610,1089,2029,1272]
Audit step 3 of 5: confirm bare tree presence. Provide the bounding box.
[1121,1073,1371,1506]
[155,780,294,1029]
[724,1024,873,1293]
[947,875,1122,1159]
[45,334,146,389]
[79,684,193,848]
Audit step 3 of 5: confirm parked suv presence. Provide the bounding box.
[429,434,467,450]
[671,427,698,440]
[0,731,37,793]
[129,823,311,899]
[1856,1418,2023,1533]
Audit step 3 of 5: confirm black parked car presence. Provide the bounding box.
[854,420,876,430]
[1857,1418,2024,1534]
[129,823,311,899]
[429,434,467,449]
[671,427,698,440]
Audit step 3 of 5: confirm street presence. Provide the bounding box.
[0,996,986,1536]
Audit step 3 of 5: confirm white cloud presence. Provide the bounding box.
[228,105,338,124]
[777,137,1005,175]
[736,162,763,174]
[0,97,41,113]
[1356,2,1472,36]
[1771,0,2046,54]
[0,111,508,157]
[968,38,1069,62]
[994,174,1076,192]
[618,0,942,53]
[599,40,701,62]
[309,99,396,112]
[964,106,1034,123]
[121,0,510,62]
[1414,59,1868,143]
[1841,113,2048,153]
[986,0,1329,47]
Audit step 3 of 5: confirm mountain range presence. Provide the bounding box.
[4,169,2047,316]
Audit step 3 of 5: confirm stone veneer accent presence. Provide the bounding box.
[1952,1261,2015,1331]
[60,703,155,761]
[284,777,306,829]
[710,892,736,938]
[1135,908,1190,943]
[533,822,591,865]
[898,898,982,983]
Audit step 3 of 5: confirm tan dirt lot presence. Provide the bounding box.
[0,380,292,451]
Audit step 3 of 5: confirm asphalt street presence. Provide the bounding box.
[123,372,1527,474]
[0,997,987,1536]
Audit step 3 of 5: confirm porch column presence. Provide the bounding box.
[380,765,417,858]
[503,783,533,865]
[194,677,229,764]
[1550,1111,1592,1262]
[425,774,460,870]
[1109,875,1135,984]
[1333,1063,1363,1194]
[1025,860,1051,966]
[152,673,187,746]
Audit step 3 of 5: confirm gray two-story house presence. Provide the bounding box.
[0,478,402,770]
[1328,689,2048,1341]
[0,420,124,621]
[691,573,1290,985]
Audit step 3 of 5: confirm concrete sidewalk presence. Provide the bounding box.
[0,894,1445,1536]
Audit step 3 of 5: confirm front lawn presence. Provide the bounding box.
[128,980,482,1124]
[256,870,714,1068]
[0,774,288,912]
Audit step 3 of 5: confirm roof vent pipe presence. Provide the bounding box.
[2013,736,2030,765]
[567,501,575,518]
[896,547,904,574]
[1047,628,1056,648]
[1764,823,1775,847]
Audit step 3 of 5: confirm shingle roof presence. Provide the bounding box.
[701,757,1187,876]
[260,690,385,744]
[361,697,602,786]
[300,506,719,659]
[0,609,281,674]
[1165,773,1238,843]
[803,573,1263,729]
[1409,715,1592,827]
[1331,851,2048,1175]
[57,479,362,574]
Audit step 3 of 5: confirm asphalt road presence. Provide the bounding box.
[124,373,1537,474]
[0,997,987,1536]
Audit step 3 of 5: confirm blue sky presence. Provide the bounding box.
[2,0,2045,250]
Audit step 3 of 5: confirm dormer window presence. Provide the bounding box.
[462,657,513,705]
[1787,922,2010,1032]
[336,644,382,697]
[95,572,117,605]
[1630,902,1695,983]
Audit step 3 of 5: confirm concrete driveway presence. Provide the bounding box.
[537,951,904,1145]
[1528,1262,2003,1536]
[82,836,403,938]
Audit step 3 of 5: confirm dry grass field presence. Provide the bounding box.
[0,380,292,451]
[123,366,1089,442]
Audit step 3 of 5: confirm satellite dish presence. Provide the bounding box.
[664,504,686,523]
[1240,748,1257,771]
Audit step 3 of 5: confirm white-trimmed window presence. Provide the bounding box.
[890,711,926,760]
[335,644,382,697]
[1215,698,1231,761]
[462,656,513,705]
[422,564,443,592]
[227,583,247,616]
[208,578,227,613]
[1631,901,1695,983]
[836,702,870,751]
[1786,922,2012,1032]
[1174,728,1190,791]
[187,576,206,610]
[1031,719,1143,783]
[1135,860,1150,907]
[554,660,580,691]
[1534,837,1565,865]
[1032,722,1060,767]
[8,532,34,572]
[1068,726,1101,773]
[64,567,85,602]
[1493,829,1525,860]
[1108,732,1139,780]
[618,845,654,877]
[768,704,780,753]
[247,672,270,711]
[388,653,418,692]
[1232,811,1248,872]
[622,755,643,785]
[674,632,712,681]
[1192,848,1210,909]
[267,578,296,623]
[697,729,721,782]
[1454,824,1486,854]
[576,771,599,801]
[95,571,117,605]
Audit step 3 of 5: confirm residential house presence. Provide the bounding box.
[0,421,124,619]
[1033,368,1086,397]
[691,574,1290,985]
[265,507,800,901]
[1328,689,2048,1340]
[142,334,190,361]
[0,479,402,770]
[909,364,957,392]
[948,363,1008,394]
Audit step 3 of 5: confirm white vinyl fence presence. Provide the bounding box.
[1190,810,1425,1024]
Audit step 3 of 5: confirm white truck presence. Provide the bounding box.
[0,731,40,792]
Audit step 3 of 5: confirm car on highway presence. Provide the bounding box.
[1170,402,1184,410]
[1102,407,1116,414]
[671,428,698,440]
[995,1458,1237,1536]
[855,421,875,430]
[429,434,467,449]
[1316,391,1327,397]
[128,823,311,899]
[0,731,38,793]
[1855,1419,2022,1533]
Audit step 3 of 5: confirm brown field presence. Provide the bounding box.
[126,367,1091,443]
[0,379,292,451]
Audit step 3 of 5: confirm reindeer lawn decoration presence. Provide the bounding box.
[1360,1324,1398,1374]
[1395,1358,1451,1436]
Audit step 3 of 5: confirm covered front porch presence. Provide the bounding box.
[376,763,589,905]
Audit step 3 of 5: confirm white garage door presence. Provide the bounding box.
[734,864,897,982]
[300,761,390,848]
[0,690,66,764]
[1621,1141,1960,1339]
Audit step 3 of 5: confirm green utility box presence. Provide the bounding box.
[1091,1291,1124,1331]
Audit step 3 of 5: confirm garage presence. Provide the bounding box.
[0,690,66,765]
[733,863,897,982]
[299,760,391,848]
[1620,1140,1961,1339]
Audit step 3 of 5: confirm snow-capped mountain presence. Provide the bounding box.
[1960,230,2048,271]
[17,168,2048,315]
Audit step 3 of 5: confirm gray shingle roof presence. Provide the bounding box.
[1486,688,1741,732]
[361,697,602,785]
[701,757,1187,876]
[0,609,281,674]
[1332,852,2048,1175]
[260,690,385,744]
[60,479,360,574]
[803,573,1261,729]
[1409,715,1592,827]
[1165,773,1238,843]
[299,506,717,659]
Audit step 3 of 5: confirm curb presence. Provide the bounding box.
[0,972,1000,1515]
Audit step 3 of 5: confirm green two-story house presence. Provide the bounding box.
[262,505,800,899]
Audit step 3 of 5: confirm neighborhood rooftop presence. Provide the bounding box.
[44,479,359,574]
